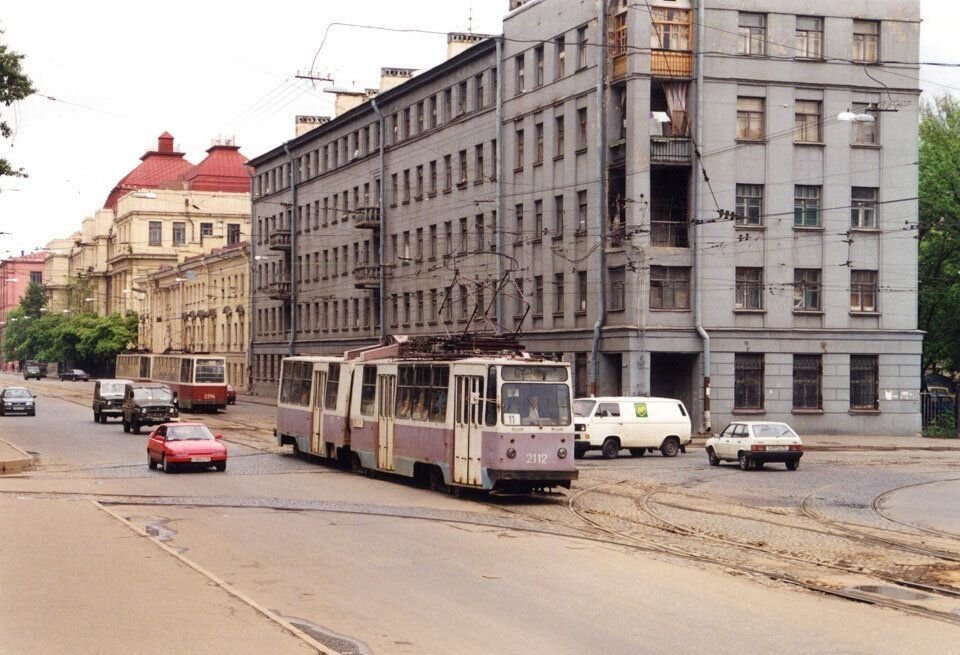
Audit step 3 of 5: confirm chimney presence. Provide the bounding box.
[333,91,368,117]
[447,32,490,60]
[295,115,331,137]
[157,132,175,153]
[379,67,415,92]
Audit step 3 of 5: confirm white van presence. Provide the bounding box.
[573,397,692,459]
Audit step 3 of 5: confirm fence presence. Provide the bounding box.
[921,391,959,434]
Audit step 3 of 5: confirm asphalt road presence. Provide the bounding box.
[2,375,960,654]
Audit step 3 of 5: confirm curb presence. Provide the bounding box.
[0,438,35,474]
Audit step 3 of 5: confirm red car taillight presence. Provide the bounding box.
[788,444,803,452]
[751,444,767,452]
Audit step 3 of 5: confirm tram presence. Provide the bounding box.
[116,353,229,411]
[276,336,578,493]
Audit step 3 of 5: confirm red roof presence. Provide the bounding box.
[104,133,194,210]
[184,144,252,193]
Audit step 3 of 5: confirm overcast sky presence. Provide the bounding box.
[0,1,957,258]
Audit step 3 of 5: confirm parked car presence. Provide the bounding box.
[122,383,178,434]
[92,379,133,423]
[59,368,90,382]
[147,422,227,473]
[23,365,42,381]
[705,421,804,471]
[573,396,692,458]
[0,387,36,416]
[226,384,237,405]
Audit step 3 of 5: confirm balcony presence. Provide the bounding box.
[609,139,626,167]
[353,264,380,289]
[267,278,291,302]
[651,220,690,248]
[353,206,381,230]
[267,229,291,250]
[650,136,692,165]
[651,49,693,78]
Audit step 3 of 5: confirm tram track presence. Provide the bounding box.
[871,478,960,542]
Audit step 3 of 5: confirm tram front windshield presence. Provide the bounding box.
[501,383,571,426]
[195,359,225,383]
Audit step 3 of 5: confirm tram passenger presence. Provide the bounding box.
[430,389,447,421]
[524,395,542,425]
[412,391,428,421]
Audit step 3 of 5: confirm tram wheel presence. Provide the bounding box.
[428,466,445,491]
[350,453,363,475]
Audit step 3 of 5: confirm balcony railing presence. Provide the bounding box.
[650,136,692,165]
[651,49,693,77]
[650,220,690,248]
[267,278,291,302]
[267,229,291,250]
[353,206,382,230]
[353,264,380,289]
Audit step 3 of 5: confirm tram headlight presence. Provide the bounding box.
[506,447,517,459]
[557,448,568,459]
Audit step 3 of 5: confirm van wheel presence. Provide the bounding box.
[601,438,620,459]
[707,448,720,466]
[122,420,130,433]
[660,438,680,458]
[93,411,100,423]
[628,448,645,457]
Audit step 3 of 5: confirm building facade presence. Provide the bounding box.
[249,0,922,436]
[0,252,47,363]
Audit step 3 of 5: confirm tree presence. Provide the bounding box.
[0,30,35,180]
[919,94,960,378]
[19,280,45,315]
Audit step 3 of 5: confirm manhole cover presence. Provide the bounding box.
[848,585,931,601]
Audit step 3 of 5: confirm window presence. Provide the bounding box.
[851,270,878,312]
[735,184,763,226]
[853,20,879,63]
[429,160,438,194]
[736,97,764,141]
[30,271,42,284]
[443,88,453,122]
[475,73,485,109]
[577,26,588,69]
[795,17,823,59]
[475,145,485,183]
[534,200,543,239]
[458,218,469,254]
[200,222,213,237]
[734,353,764,410]
[851,187,878,228]
[555,35,566,78]
[515,204,524,244]
[429,96,438,129]
[738,13,766,56]
[576,271,588,313]
[650,266,690,310]
[149,221,162,246]
[515,278,525,317]
[794,185,822,227]
[577,190,588,233]
[793,355,822,410]
[554,195,565,237]
[555,115,565,157]
[795,100,822,143]
[515,54,525,95]
[515,127,525,169]
[554,273,565,314]
[735,267,763,310]
[851,103,878,144]
[458,150,468,185]
[577,108,588,151]
[608,266,625,311]
[457,80,467,115]
[490,138,498,180]
[534,46,544,87]
[444,221,453,256]
[475,215,485,251]
[415,165,424,199]
[793,269,822,311]
[429,224,438,259]
[651,7,691,51]
[534,121,544,164]
[444,155,453,191]
[416,103,424,134]
[172,222,186,246]
[402,169,411,203]
[850,355,879,410]
[533,276,544,316]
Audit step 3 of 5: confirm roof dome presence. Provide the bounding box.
[103,132,194,210]
[184,143,252,193]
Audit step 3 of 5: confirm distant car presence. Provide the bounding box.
[23,366,42,381]
[92,378,133,423]
[705,421,803,471]
[0,387,36,416]
[226,384,237,405]
[147,422,227,473]
[59,369,90,382]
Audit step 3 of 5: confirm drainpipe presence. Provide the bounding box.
[693,0,711,433]
[495,36,505,333]
[283,143,298,356]
[247,175,255,392]
[590,0,608,395]
[370,98,387,343]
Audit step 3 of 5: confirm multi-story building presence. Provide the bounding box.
[41,237,77,313]
[141,242,250,387]
[0,252,47,362]
[249,0,921,436]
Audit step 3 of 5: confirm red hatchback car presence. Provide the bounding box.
[147,422,228,473]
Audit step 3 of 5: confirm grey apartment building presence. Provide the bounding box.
[249,0,922,436]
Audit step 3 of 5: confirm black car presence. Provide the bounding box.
[122,383,178,434]
[93,379,132,423]
[0,387,36,416]
[23,365,42,381]
[59,368,90,382]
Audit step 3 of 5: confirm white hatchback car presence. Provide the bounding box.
[705,421,803,471]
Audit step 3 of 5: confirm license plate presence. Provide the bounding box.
[767,445,787,451]
[190,457,212,463]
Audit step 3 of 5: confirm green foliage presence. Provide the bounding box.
[0,30,35,180]
[2,310,138,371]
[923,410,957,439]
[19,281,45,316]
[919,95,960,376]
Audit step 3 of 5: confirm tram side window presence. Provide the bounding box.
[139,357,150,379]
[360,366,377,416]
[396,367,414,419]
[180,359,193,384]
[413,366,431,420]
[430,365,449,422]
[485,366,498,426]
[325,364,340,410]
[280,361,311,407]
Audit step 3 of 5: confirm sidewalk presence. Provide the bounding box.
[0,438,34,474]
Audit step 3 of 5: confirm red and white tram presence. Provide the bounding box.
[116,353,229,411]
[276,337,578,493]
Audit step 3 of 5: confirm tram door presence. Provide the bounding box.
[454,376,484,485]
[377,374,397,470]
[311,369,327,455]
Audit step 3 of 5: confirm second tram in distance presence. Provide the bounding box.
[116,353,229,411]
